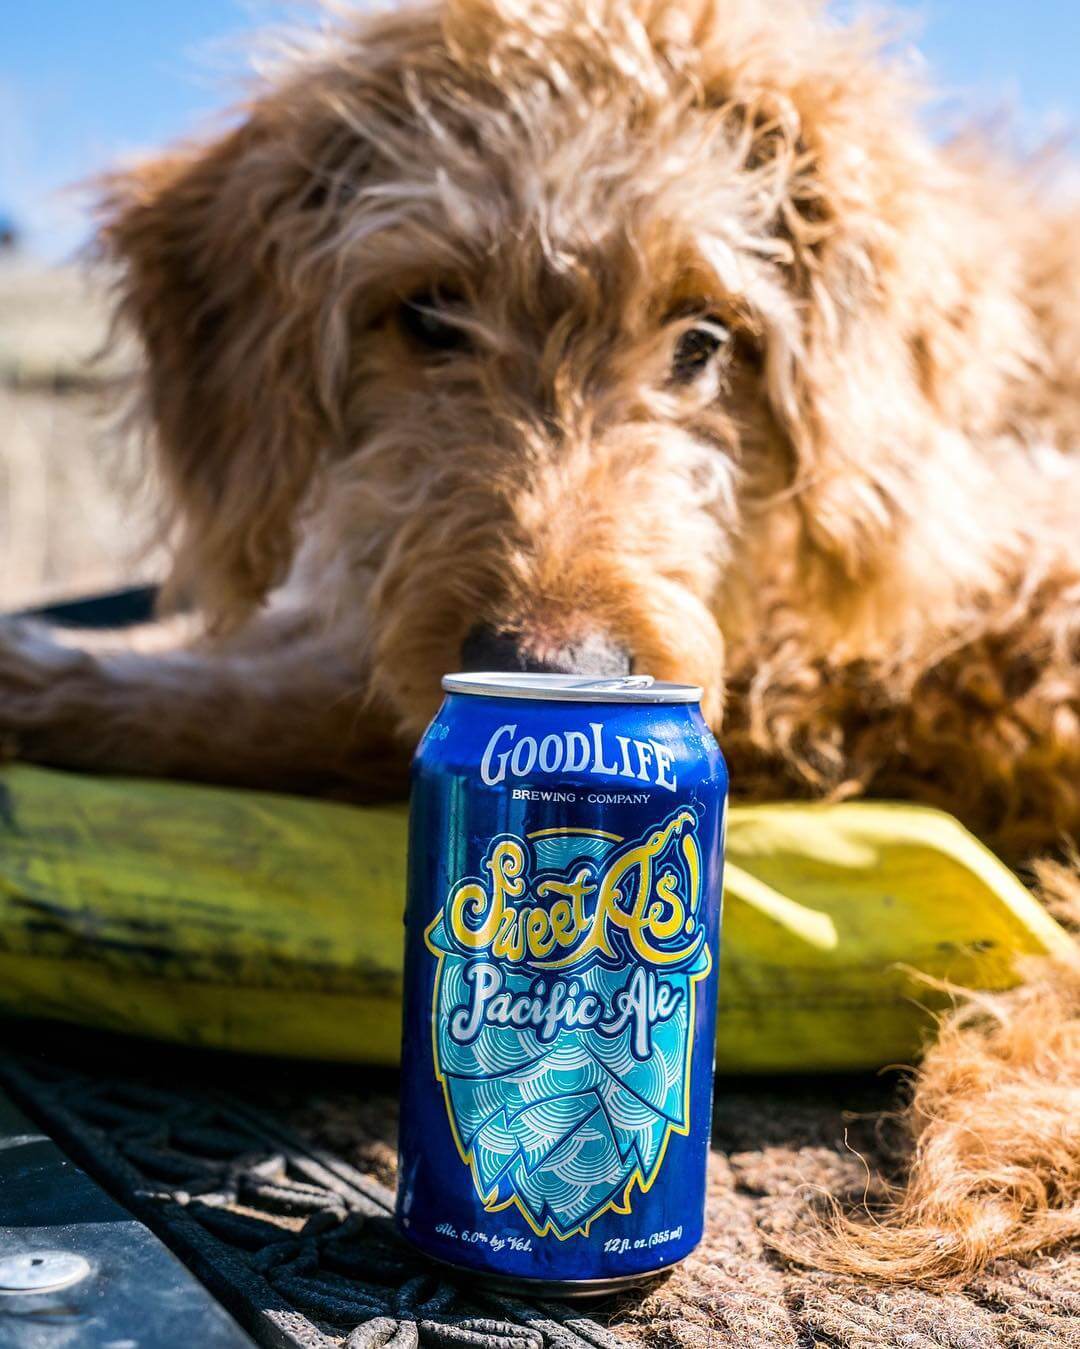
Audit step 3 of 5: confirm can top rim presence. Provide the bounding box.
[440,672,704,704]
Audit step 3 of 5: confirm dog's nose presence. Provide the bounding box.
[460,624,631,677]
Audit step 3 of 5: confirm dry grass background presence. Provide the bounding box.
[0,260,162,611]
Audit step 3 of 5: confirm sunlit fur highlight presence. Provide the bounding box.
[0,0,1078,1282]
[774,862,1080,1283]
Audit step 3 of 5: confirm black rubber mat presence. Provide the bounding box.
[0,1033,631,1349]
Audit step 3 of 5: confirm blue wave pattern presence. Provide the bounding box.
[532,834,615,870]
[426,826,709,1238]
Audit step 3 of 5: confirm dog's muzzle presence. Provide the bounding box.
[460,624,631,678]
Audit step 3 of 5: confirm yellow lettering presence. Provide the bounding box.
[448,840,526,949]
[446,815,704,970]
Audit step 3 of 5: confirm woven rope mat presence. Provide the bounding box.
[287,1076,1080,1349]
[3,1030,1076,1348]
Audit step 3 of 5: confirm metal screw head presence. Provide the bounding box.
[0,1251,92,1294]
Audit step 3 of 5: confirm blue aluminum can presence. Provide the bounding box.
[396,673,727,1296]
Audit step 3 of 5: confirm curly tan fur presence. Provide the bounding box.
[774,867,1080,1282]
[1,0,1078,1282]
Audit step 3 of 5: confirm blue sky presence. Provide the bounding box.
[3,0,1079,259]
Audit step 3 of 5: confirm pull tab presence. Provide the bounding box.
[569,675,655,692]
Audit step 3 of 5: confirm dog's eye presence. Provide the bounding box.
[397,291,470,354]
[671,319,733,383]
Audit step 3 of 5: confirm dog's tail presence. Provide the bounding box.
[774,857,1080,1282]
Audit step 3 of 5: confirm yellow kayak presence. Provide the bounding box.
[0,764,1069,1071]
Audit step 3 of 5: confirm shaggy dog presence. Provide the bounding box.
[2,0,1078,1281]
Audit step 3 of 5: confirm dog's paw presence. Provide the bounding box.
[0,618,95,752]
[0,617,91,686]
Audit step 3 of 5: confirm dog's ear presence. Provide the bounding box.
[686,7,1039,609]
[99,109,333,625]
[773,117,1036,593]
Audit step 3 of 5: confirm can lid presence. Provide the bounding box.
[440,672,704,704]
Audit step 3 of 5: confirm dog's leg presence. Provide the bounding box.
[0,614,409,797]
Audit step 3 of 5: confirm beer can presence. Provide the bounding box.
[396,673,727,1296]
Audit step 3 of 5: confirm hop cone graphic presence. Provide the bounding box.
[427,828,709,1238]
